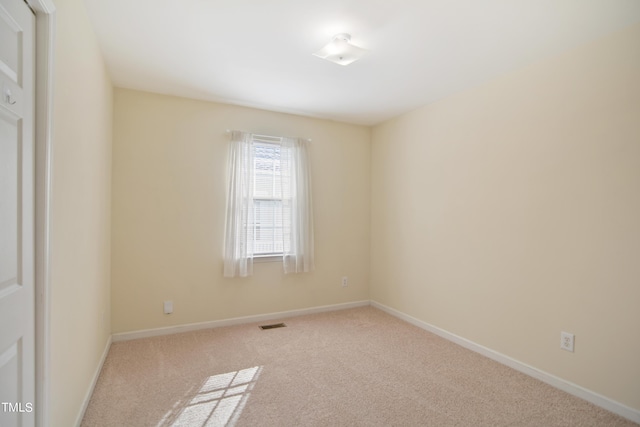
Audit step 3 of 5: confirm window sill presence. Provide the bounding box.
[254,255,282,263]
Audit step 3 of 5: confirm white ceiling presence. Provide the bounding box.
[84,0,640,126]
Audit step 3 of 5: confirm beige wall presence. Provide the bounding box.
[371,23,640,410]
[50,0,113,425]
[111,89,370,333]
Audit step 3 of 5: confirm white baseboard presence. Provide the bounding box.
[112,300,370,342]
[370,300,640,424]
[74,334,112,427]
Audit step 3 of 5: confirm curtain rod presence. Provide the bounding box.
[225,129,312,143]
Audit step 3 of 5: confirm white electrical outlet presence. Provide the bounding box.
[560,331,574,352]
[341,276,348,287]
[164,300,173,314]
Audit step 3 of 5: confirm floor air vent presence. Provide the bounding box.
[259,322,286,330]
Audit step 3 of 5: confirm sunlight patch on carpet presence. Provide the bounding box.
[159,366,263,426]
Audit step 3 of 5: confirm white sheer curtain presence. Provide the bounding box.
[223,131,255,277]
[223,132,314,277]
[281,137,315,273]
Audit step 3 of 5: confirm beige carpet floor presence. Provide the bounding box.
[82,306,637,426]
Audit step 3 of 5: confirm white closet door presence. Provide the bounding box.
[0,0,36,425]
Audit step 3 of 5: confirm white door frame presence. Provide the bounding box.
[25,1,55,426]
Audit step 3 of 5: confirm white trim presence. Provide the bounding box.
[27,1,56,426]
[26,0,55,14]
[253,254,282,263]
[370,300,640,424]
[73,336,112,427]
[112,300,370,342]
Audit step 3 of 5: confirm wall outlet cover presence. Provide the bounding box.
[560,331,574,352]
[164,300,173,314]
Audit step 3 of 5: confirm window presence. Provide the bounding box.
[253,140,284,256]
[223,131,314,277]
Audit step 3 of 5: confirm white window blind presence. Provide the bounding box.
[253,140,285,256]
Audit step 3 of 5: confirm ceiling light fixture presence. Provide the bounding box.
[313,33,367,66]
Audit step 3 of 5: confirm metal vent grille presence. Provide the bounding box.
[259,323,286,330]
